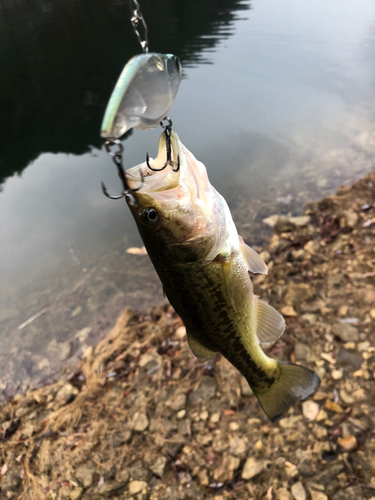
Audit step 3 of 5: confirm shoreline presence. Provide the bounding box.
[1,171,375,499]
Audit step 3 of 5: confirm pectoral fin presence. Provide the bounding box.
[239,236,268,275]
[254,297,285,345]
[186,330,216,359]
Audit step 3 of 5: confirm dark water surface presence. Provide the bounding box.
[1,0,375,393]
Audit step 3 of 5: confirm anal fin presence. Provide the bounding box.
[254,297,285,345]
[239,236,268,275]
[187,330,216,359]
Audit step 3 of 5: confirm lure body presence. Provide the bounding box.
[101,53,182,139]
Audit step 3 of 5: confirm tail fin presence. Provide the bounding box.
[252,363,320,422]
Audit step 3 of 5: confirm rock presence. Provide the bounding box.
[304,240,321,255]
[310,492,328,500]
[112,430,132,447]
[168,393,186,411]
[59,341,73,361]
[70,488,83,500]
[313,462,344,485]
[302,401,319,421]
[213,454,240,482]
[331,486,363,500]
[331,369,343,380]
[284,283,314,308]
[336,347,362,368]
[340,210,358,228]
[75,464,96,488]
[241,457,268,480]
[276,488,292,500]
[332,323,359,342]
[299,460,314,477]
[174,325,186,338]
[38,358,50,370]
[290,215,311,227]
[212,434,228,452]
[294,342,313,361]
[139,350,162,369]
[76,327,92,342]
[151,456,167,478]
[279,416,301,429]
[189,377,217,404]
[229,436,247,457]
[239,376,253,396]
[263,214,280,227]
[210,412,221,423]
[132,412,149,432]
[98,480,128,496]
[55,383,79,407]
[281,305,297,317]
[259,250,271,263]
[291,482,306,500]
[340,389,354,404]
[128,480,148,495]
[337,435,357,451]
[275,216,296,233]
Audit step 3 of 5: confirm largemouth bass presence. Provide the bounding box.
[125,132,320,421]
[101,53,182,139]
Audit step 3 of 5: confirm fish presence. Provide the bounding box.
[124,131,320,421]
[101,53,182,139]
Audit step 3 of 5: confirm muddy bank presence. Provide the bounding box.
[1,172,375,499]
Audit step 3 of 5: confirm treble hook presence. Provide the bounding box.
[146,117,180,172]
[101,140,144,200]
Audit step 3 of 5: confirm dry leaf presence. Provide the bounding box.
[126,246,148,255]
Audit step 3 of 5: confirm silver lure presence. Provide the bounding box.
[101,53,182,139]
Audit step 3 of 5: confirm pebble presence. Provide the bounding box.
[291,481,306,500]
[295,342,313,361]
[132,412,149,432]
[259,250,271,263]
[276,487,292,500]
[213,454,240,482]
[229,421,239,431]
[168,393,186,411]
[340,389,354,404]
[302,400,319,421]
[332,323,359,342]
[174,325,186,339]
[75,464,96,488]
[337,435,357,451]
[370,309,375,319]
[331,369,343,380]
[310,492,328,500]
[210,412,220,423]
[128,480,148,495]
[59,341,73,360]
[76,327,92,342]
[177,410,186,419]
[150,456,167,478]
[229,436,247,457]
[241,457,267,480]
[281,306,297,317]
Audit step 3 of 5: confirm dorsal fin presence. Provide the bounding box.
[239,236,268,275]
[254,297,285,345]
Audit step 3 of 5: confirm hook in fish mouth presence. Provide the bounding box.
[146,117,180,173]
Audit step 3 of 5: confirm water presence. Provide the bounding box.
[1,0,375,395]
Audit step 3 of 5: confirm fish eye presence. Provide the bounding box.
[141,207,159,224]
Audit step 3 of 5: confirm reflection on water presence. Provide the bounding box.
[0,0,249,183]
[1,0,375,395]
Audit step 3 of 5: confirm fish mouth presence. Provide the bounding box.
[125,131,211,203]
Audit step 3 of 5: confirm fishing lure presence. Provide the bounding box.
[101,1,182,140]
